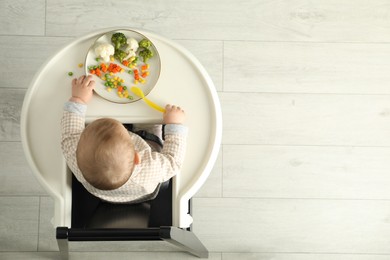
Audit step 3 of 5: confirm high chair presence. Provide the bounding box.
[21,27,222,260]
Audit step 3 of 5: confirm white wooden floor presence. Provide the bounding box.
[1,0,390,259]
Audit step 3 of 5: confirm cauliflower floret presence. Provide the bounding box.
[124,50,136,61]
[126,38,139,52]
[94,43,115,62]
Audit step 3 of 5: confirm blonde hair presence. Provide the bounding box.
[76,118,135,190]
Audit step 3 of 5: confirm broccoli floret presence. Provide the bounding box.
[114,49,127,62]
[111,32,127,50]
[139,48,154,63]
[139,39,152,49]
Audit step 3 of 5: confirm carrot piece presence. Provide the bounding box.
[101,63,107,72]
[105,63,123,74]
[108,63,116,73]
[107,65,111,72]
[117,86,123,93]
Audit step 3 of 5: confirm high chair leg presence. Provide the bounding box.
[56,227,69,260]
[160,226,209,258]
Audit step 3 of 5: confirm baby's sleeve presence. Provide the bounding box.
[60,101,87,180]
[153,124,188,182]
[162,124,188,165]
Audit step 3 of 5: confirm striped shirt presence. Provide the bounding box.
[61,101,188,203]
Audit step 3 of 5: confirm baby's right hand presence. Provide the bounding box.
[70,75,95,104]
[163,104,185,125]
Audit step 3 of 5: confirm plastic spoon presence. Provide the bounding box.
[131,87,166,113]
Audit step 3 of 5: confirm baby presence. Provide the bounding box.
[61,75,187,203]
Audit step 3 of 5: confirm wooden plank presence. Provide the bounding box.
[223,253,390,260]
[0,197,39,251]
[0,252,222,259]
[193,198,390,253]
[224,42,390,94]
[46,0,390,42]
[0,142,45,196]
[223,145,390,199]
[0,36,73,89]
[0,0,45,36]
[0,88,25,141]
[221,92,390,146]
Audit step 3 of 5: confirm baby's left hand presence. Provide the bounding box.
[70,75,95,104]
[163,104,186,125]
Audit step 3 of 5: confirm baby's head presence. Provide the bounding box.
[76,118,136,190]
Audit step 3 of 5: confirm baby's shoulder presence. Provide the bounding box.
[128,131,150,149]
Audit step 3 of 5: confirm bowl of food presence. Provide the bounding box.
[85,29,161,103]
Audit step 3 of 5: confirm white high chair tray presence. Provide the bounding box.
[21,27,222,228]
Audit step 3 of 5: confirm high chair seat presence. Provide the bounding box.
[56,176,208,258]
